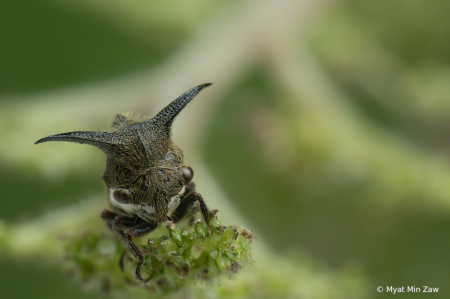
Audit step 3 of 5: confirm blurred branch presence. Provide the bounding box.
[0,197,104,258]
[264,27,450,210]
[309,12,450,124]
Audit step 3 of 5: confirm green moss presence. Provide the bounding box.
[62,211,255,295]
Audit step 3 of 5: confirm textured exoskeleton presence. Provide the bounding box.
[35,83,212,280]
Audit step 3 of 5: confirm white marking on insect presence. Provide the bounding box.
[108,186,185,221]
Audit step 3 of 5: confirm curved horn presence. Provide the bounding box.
[149,83,212,127]
[132,83,212,161]
[35,131,117,154]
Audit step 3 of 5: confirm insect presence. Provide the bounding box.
[35,83,212,280]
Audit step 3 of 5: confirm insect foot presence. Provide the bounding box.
[61,211,255,294]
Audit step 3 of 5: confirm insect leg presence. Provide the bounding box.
[118,248,127,273]
[171,191,209,224]
[101,211,133,271]
[194,192,210,223]
[122,221,159,280]
[101,210,133,271]
[114,217,153,273]
[100,209,118,230]
[184,181,196,194]
[101,210,129,244]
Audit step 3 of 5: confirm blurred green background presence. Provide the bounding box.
[1,0,450,298]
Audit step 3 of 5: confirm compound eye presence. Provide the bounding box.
[181,166,194,184]
[113,188,131,204]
